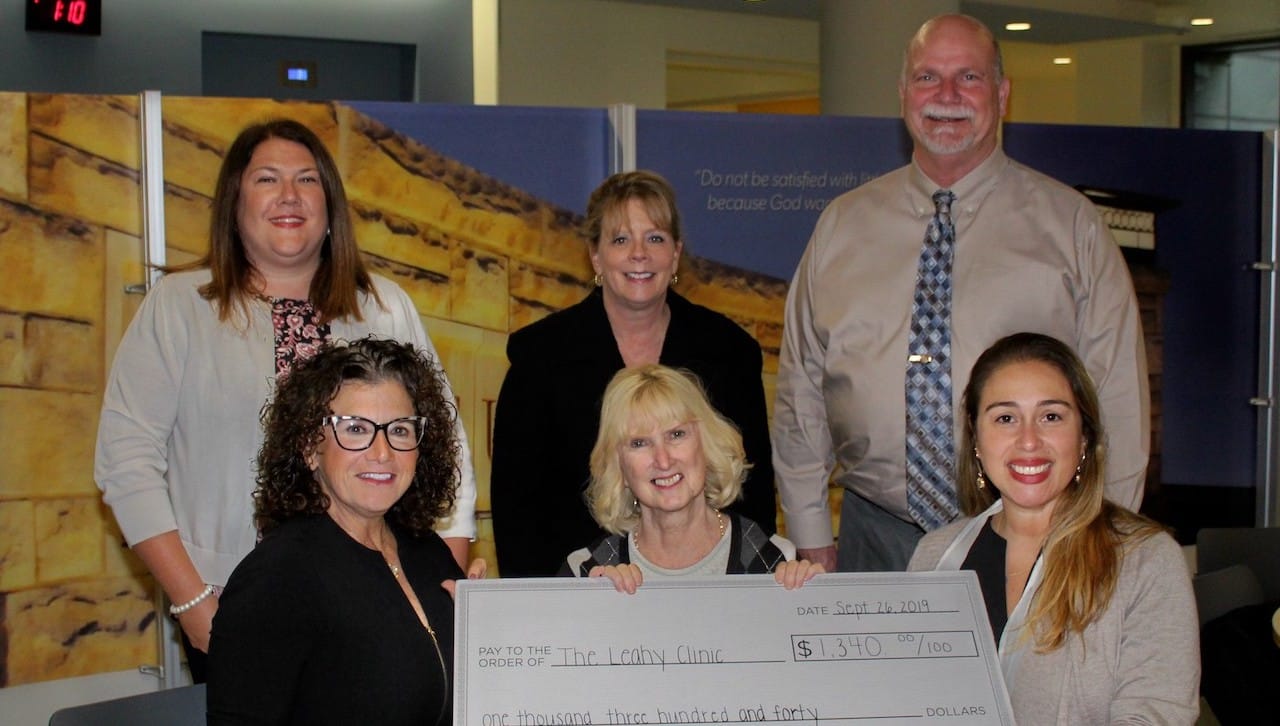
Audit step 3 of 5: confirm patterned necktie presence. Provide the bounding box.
[905,189,959,530]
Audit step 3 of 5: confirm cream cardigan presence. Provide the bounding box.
[908,500,1200,725]
[95,269,476,586]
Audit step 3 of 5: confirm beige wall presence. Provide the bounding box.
[1074,37,1174,127]
[500,0,1167,124]
[493,0,1277,130]
[497,0,818,109]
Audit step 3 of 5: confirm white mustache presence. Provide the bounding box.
[921,104,975,120]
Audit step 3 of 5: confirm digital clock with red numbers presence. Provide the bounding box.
[26,0,102,36]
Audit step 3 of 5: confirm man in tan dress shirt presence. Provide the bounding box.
[772,14,1148,572]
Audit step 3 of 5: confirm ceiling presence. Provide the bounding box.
[633,0,1278,112]
[613,0,1277,44]
[964,1,1183,44]
[614,0,820,21]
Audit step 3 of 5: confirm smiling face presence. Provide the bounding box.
[308,379,418,529]
[235,137,329,284]
[900,15,1009,183]
[590,197,682,313]
[620,417,708,518]
[974,360,1086,519]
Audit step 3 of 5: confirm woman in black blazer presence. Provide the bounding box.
[490,170,777,577]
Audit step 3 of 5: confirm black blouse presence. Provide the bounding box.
[208,515,462,725]
[962,519,1011,643]
[490,288,777,577]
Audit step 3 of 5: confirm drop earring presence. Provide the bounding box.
[974,448,985,489]
[593,273,603,287]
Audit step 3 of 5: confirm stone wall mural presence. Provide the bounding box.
[0,93,786,687]
[1,92,155,687]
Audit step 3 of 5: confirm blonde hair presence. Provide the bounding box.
[957,333,1164,651]
[587,365,747,534]
[584,170,683,248]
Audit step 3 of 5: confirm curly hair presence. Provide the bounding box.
[956,332,1164,652]
[254,336,459,537]
[587,364,748,534]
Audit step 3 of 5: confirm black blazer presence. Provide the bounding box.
[490,288,777,577]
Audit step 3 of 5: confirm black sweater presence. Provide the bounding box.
[491,288,777,577]
[208,514,462,725]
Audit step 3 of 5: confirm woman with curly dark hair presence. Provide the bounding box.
[207,337,466,726]
[95,119,476,683]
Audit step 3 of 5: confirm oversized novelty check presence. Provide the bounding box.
[454,571,1013,725]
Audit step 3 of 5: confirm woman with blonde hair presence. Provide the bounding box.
[564,364,819,591]
[908,332,1198,724]
[492,170,777,577]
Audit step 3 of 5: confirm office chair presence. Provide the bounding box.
[1194,526,1280,725]
[48,683,205,725]
[1193,525,1280,625]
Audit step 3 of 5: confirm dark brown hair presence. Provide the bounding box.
[254,337,459,537]
[173,119,377,323]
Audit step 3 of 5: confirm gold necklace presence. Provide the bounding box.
[378,532,401,580]
[371,530,399,581]
[333,517,401,579]
[633,509,725,559]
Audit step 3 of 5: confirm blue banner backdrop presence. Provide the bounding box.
[637,110,1261,490]
[353,100,1261,490]
[1004,123,1262,490]
[350,101,611,214]
[637,110,912,282]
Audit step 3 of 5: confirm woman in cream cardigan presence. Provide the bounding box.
[908,332,1199,724]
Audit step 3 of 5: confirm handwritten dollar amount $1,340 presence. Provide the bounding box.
[791,631,980,662]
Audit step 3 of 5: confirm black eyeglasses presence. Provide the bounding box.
[322,415,427,452]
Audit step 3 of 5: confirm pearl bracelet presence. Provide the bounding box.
[168,584,216,616]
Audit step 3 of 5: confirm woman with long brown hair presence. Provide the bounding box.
[95,119,476,681]
[909,332,1198,724]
